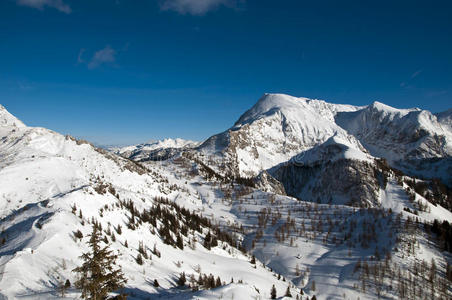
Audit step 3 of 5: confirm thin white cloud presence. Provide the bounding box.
[160,0,235,15]
[400,69,423,89]
[16,0,71,13]
[411,69,422,79]
[87,46,116,69]
[77,48,86,64]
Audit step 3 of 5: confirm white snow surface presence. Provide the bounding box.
[0,105,26,128]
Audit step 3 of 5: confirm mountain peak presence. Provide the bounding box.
[236,93,361,127]
[369,100,393,110]
[0,104,26,128]
[367,100,420,116]
[235,93,317,126]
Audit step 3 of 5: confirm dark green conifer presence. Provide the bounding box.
[72,225,127,299]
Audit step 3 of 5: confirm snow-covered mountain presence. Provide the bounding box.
[335,101,452,161]
[1,99,452,300]
[195,94,451,190]
[198,93,362,178]
[113,138,200,161]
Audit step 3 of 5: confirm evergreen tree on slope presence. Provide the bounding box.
[73,225,127,299]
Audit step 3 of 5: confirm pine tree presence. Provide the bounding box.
[72,225,127,299]
[178,272,186,286]
[74,230,84,240]
[59,279,71,297]
[250,255,256,264]
[447,262,452,282]
[206,274,215,289]
[136,253,144,265]
[176,234,184,250]
[215,276,221,287]
[204,231,212,250]
[115,224,122,235]
[153,279,159,287]
[285,285,292,297]
[295,263,301,276]
[270,284,277,299]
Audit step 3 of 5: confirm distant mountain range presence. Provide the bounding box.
[110,138,200,162]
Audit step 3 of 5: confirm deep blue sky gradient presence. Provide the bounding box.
[1,0,451,145]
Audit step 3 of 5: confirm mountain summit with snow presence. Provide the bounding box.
[198,93,362,177]
[0,104,26,128]
[196,93,451,186]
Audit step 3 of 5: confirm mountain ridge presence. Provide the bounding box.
[194,94,451,186]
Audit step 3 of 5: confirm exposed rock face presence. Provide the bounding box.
[394,157,452,188]
[254,171,286,195]
[272,159,382,207]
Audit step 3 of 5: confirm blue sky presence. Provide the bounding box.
[1,0,451,145]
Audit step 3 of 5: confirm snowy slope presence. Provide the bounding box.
[0,126,153,218]
[149,157,452,300]
[0,106,293,300]
[0,105,26,128]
